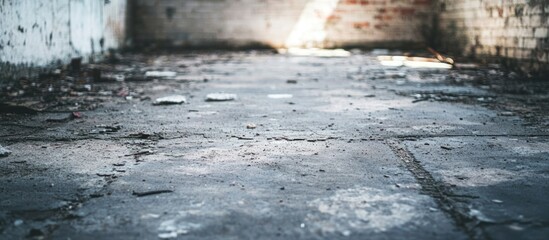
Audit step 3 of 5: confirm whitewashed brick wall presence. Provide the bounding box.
[133,0,433,48]
[438,0,549,75]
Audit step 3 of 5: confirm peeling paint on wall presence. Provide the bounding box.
[0,0,128,83]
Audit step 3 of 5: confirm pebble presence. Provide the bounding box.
[145,71,177,78]
[268,94,293,99]
[206,93,237,102]
[153,95,187,105]
[0,145,12,157]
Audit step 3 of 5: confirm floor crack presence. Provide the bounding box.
[386,139,490,240]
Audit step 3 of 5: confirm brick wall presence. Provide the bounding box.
[437,0,549,77]
[0,0,128,83]
[133,0,433,48]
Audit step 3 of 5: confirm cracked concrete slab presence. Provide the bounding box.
[1,50,548,239]
[403,137,549,240]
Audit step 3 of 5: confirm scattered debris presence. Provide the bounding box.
[231,135,254,140]
[126,132,163,140]
[72,112,83,119]
[246,123,257,129]
[174,75,208,82]
[13,219,24,226]
[132,190,174,197]
[145,71,177,78]
[268,94,293,99]
[287,79,298,84]
[269,136,337,142]
[0,145,12,157]
[153,95,187,105]
[92,125,122,134]
[272,136,306,141]
[206,93,237,102]
[468,209,496,223]
[96,173,115,177]
[90,193,105,198]
[46,112,82,122]
[378,55,453,69]
[427,47,455,65]
[124,149,155,157]
[498,111,515,116]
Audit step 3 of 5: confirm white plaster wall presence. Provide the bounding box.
[0,0,127,67]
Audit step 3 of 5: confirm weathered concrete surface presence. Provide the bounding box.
[0,51,548,239]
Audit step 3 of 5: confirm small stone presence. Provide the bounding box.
[14,219,23,226]
[0,145,12,157]
[206,93,237,102]
[158,232,178,239]
[153,95,187,105]
[440,146,453,150]
[492,199,503,204]
[286,79,298,84]
[267,94,293,99]
[246,123,257,129]
[145,71,177,78]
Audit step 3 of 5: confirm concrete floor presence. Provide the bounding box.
[0,50,548,239]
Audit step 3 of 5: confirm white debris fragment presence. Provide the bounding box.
[206,93,237,102]
[268,94,293,99]
[140,213,161,219]
[469,209,495,223]
[0,145,12,157]
[14,219,23,226]
[158,232,178,239]
[498,111,515,116]
[145,71,177,78]
[153,95,187,105]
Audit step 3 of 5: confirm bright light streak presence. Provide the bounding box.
[284,0,340,48]
[378,56,453,69]
[278,48,351,57]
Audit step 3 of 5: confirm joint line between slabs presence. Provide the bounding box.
[386,139,489,240]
